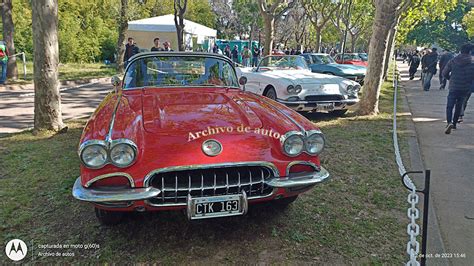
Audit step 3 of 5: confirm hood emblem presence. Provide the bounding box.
[202,139,223,157]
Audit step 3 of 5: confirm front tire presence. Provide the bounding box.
[264,86,277,101]
[95,207,124,225]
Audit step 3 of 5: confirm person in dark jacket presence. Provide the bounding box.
[409,51,421,80]
[442,44,474,134]
[124,37,139,67]
[458,49,474,123]
[421,48,438,91]
[438,49,454,89]
[231,45,239,63]
[150,37,164,51]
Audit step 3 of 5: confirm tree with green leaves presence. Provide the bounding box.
[463,8,474,38]
[258,0,298,56]
[303,0,340,53]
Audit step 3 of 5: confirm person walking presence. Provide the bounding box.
[442,44,474,134]
[151,38,164,51]
[124,37,139,67]
[408,51,421,80]
[252,46,260,67]
[0,41,9,85]
[438,49,454,90]
[242,46,251,67]
[421,48,438,91]
[212,44,218,53]
[231,45,239,64]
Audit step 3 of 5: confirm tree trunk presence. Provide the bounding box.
[174,0,187,51]
[2,0,18,80]
[357,0,402,115]
[32,0,64,132]
[382,24,398,81]
[262,14,274,56]
[116,0,128,73]
[350,33,358,52]
[314,27,322,53]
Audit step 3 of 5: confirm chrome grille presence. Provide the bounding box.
[147,165,275,205]
[305,95,344,101]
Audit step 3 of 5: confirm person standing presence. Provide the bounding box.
[252,46,260,67]
[124,37,139,67]
[421,48,438,91]
[231,45,239,64]
[408,51,421,80]
[242,46,251,67]
[151,38,164,51]
[224,45,231,58]
[458,49,474,123]
[438,49,454,90]
[0,41,9,85]
[442,44,474,134]
[212,44,218,53]
[163,41,174,51]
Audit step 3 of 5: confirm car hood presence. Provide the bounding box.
[255,69,346,85]
[140,88,311,135]
[329,63,366,73]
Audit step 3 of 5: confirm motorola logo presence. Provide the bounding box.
[5,239,28,261]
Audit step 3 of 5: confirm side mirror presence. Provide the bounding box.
[239,76,247,86]
[111,75,122,93]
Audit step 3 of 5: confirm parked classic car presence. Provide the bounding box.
[334,53,368,67]
[237,55,361,115]
[72,52,330,224]
[301,53,366,85]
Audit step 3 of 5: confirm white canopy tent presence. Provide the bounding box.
[127,15,217,51]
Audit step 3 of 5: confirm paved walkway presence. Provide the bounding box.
[398,61,473,265]
[0,81,112,134]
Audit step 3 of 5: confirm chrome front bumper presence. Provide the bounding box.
[72,166,330,203]
[277,98,358,112]
[72,178,160,203]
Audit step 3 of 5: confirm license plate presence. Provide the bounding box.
[186,192,248,220]
[318,103,334,111]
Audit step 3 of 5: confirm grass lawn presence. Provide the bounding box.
[10,61,117,85]
[0,77,412,263]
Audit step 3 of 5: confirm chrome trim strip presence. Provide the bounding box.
[85,172,135,188]
[143,161,280,187]
[72,177,160,203]
[276,99,359,105]
[146,188,278,208]
[105,92,122,143]
[285,161,320,176]
[266,166,330,188]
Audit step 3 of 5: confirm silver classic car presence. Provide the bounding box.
[237,55,361,115]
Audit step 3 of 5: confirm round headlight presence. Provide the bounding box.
[283,134,304,156]
[81,144,108,168]
[347,85,354,91]
[287,85,295,94]
[305,133,325,155]
[202,139,223,157]
[110,142,136,167]
[295,85,302,93]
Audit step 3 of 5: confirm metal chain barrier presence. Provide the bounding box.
[391,58,431,266]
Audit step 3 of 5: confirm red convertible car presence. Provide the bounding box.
[334,53,368,67]
[72,52,330,225]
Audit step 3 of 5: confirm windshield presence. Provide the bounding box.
[340,54,361,61]
[312,54,336,64]
[358,53,368,61]
[258,56,309,70]
[123,55,239,89]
